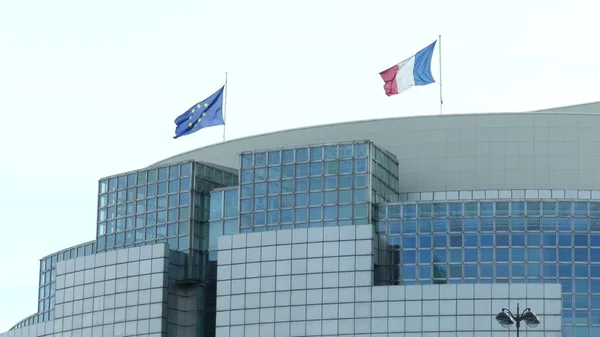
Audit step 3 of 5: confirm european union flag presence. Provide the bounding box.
[173,86,225,139]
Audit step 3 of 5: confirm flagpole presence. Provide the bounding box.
[438,34,443,114]
[222,72,228,142]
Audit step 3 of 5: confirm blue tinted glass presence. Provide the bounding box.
[558,201,572,216]
[296,164,308,177]
[419,219,432,233]
[403,205,416,218]
[268,167,280,180]
[254,152,267,167]
[511,202,525,216]
[465,249,478,262]
[480,202,493,216]
[168,180,179,193]
[309,162,323,176]
[281,165,294,179]
[278,150,293,163]
[526,202,540,216]
[480,248,494,262]
[324,145,337,160]
[339,145,352,158]
[418,204,432,218]
[339,160,352,174]
[268,151,280,165]
[354,174,368,188]
[448,203,462,217]
[339,176,352,189]
[295,193,308,207]
[310,146,322,161]
[241,154,253,168]
[255,168,266,181]
[296,148,308,162]
[480,234,494,247]
[241,169,254,183]
[354,159,368,173]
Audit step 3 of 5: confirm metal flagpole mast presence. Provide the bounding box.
[439,34,443,114]
[222,72,228,142]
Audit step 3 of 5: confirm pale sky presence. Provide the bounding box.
[0,0,598,331]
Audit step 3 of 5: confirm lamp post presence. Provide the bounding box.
[495,303,540,337]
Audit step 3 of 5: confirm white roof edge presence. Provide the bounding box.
[149,101,600,167]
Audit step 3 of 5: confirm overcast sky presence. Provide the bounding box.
[0,0,599,331]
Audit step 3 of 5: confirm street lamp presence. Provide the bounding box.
[495,303,540,337]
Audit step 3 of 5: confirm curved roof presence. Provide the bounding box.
[149,103,600,193]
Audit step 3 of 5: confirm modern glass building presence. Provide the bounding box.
[3,103,600,337]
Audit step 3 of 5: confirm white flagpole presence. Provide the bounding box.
[222,72,228,142]
[438,35,443,114]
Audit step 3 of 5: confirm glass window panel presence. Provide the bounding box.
[339,190,352,204]
[309,177,323,191]
[296,163,308,178]
[147,184,157,198]
[542,202,556,216]
[496,202,509,216]
[158,167,168,182]
[464,202,478,217]
[325,161,338,175]
[296,148,308,162]
[511,202,525,216]
[281,149,294,163]
[281,165,295,180]
[268,151,280,165]
[167,209,178,222]
[324,145,338,160]
[480,202,493,216]
[117,175,127,189]
[339,175,352,189]
[241,169,253,183]
[354,189,368,203]
[310,146,323,161]
[267,167,280,180]
[448,203,462,217]
[418,204,432,218]
[254,152,267,167]
[403,204,416,218]
[117,190,126,204]
[178,236,189,250]
[180,163,191,177]
[339,145,352,158]
[254,182,267,196]
[355,143,368,158]
[179,207,189,220]
[339,160,352,174]
[354,159,368,173]
[255,168,267,181]
[224,219,237,235]
[240,199,252,212]
[526,202,541,216]
[557,201,572,216]
[354,174,368,188]
[168,165,179,179]
[241,154,253,168]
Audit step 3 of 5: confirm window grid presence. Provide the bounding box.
[96,161,238,253]
[376,200,600,335]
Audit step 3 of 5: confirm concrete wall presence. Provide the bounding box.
[215,225,563,337]
[151,112,600,193]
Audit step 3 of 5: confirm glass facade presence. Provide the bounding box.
[376,200,600,337]
[11,137,600,337]
[96,161,237,253]
[236,141,399,232]
[95,160,238,337]
[14,241,96,330]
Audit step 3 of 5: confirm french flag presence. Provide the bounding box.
[379,41,437,97]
